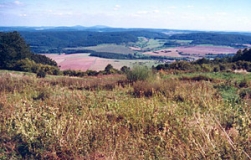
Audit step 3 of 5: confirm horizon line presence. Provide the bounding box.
[0,25,251,33]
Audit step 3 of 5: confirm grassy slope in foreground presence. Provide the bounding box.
[0,70,250,159]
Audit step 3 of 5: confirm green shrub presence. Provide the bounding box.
[238,78,249,88]
[104,64,114,74]
[36,70,46,78]
[86,70,99,76]
[126,65,150,82]
[15,58,37,72]
[239,88,251,99]
[168,61,193,70]
[120,66,130,73]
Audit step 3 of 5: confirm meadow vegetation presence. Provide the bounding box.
[0,67,251,159]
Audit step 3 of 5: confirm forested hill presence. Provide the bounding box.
[2,26,251,54]
[19,30,170,53]
[19,29,251,53]
[169,33,251,47]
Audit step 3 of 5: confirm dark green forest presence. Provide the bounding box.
[0,31,59,75]
[17,30,251,54]
[19,30,169,53]
[89,51,183,61]
[169,32,251,47]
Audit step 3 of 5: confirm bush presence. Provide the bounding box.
[120,66,130,73]
[238,78,249,88]
[36,70,46,78]
[126,65,150,82]
[239,88,251,99]
[15,58,37,72]
[86,70,99,76]
[104,64,114,74]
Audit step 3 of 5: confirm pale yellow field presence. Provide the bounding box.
[45,54,157,71]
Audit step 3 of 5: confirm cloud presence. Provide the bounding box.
[44,9,74,17]
[135,9,161,16]
[184,5,194,8]
[19,13,27,17]
[137,10,148,14]
[14,1,22,5]
[215,12,228,16]
[113,5,121,11]
[153,10,160,13]
[0,0,25,9]
[167,6,177,9]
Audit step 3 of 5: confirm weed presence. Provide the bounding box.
[238,78,250,88]
[33,90,50,101]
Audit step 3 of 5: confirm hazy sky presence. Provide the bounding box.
[1,0,251,31]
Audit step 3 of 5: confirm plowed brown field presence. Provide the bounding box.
[144,45,238,57]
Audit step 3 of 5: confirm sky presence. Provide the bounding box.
[0,0,251,32]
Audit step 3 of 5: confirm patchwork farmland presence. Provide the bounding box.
[46,44,238,71]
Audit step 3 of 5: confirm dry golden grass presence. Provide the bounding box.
[0,72,250,159]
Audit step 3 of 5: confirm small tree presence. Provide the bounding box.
[104,64,119,74]
[105,64,114,74]
[120,66,130,73]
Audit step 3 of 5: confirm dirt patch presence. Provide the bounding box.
[244,44,251,47]
[175,46,238,55]
[45,54,97,71]
[234,69,248,74]
[143,45,237,57]
[129,47,142,51]
[45,54,147,71]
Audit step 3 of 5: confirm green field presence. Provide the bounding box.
[104,59,158,69]
[83,44,133,54]
[65,38,167,54]
[134,37,166,50]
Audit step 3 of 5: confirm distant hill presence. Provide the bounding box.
[16,30,170,53]
[169,32,251,48]
[1,26,251,55]
[0,26,181,32]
